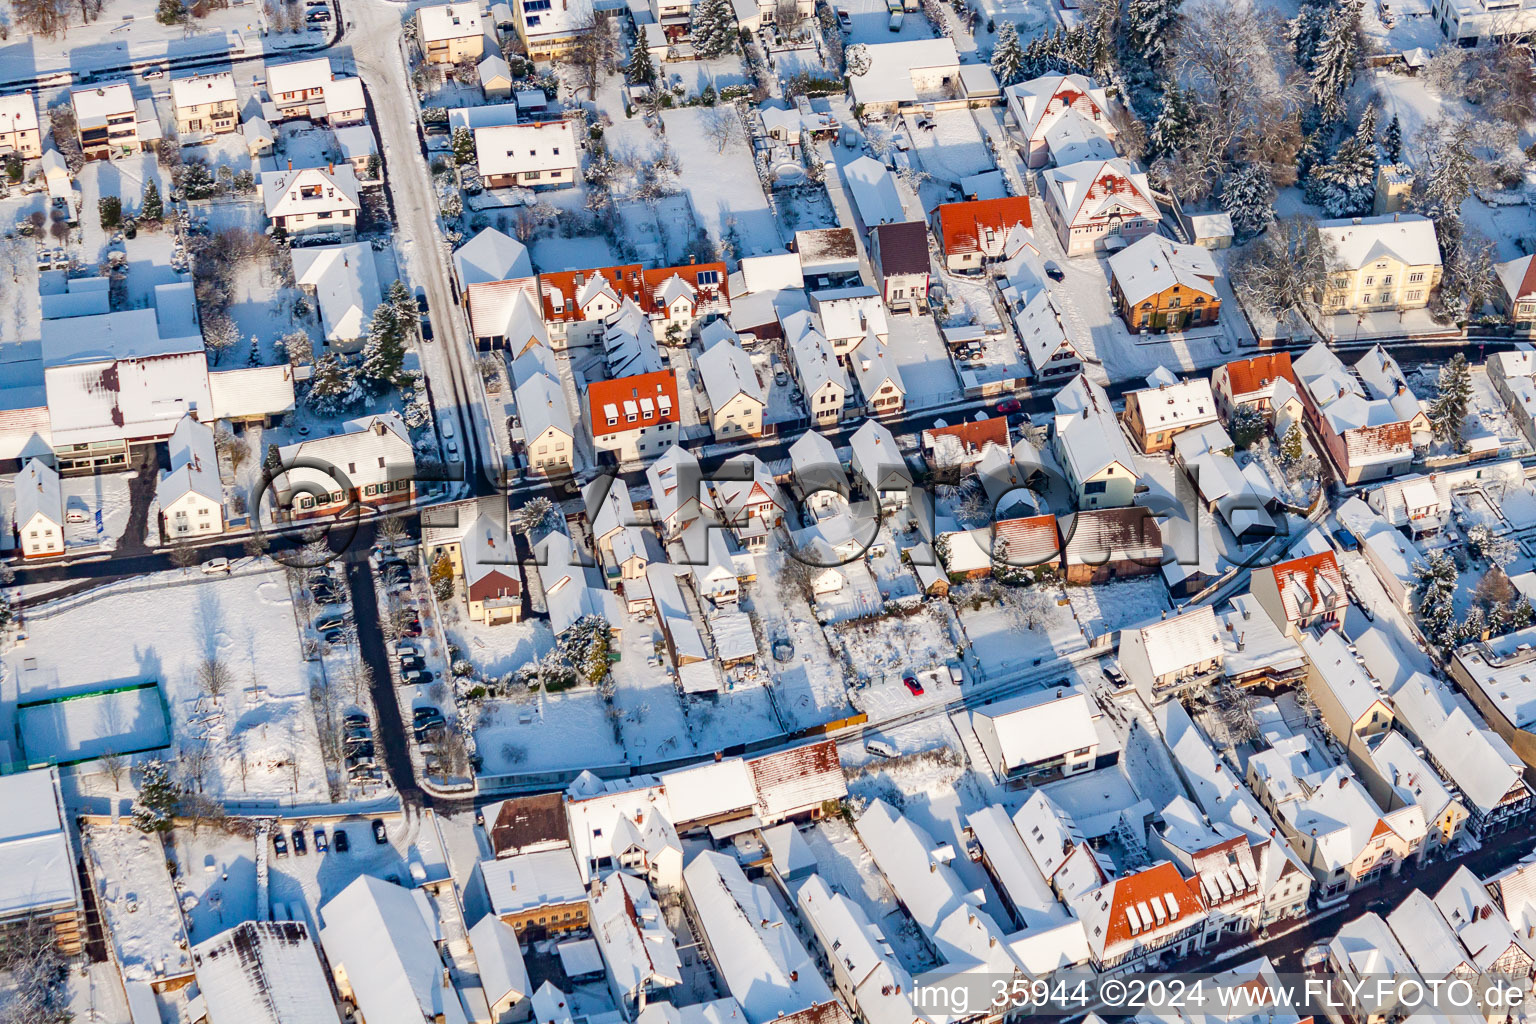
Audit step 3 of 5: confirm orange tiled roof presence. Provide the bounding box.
[937,197,1033,256]
[923,416,1009,456]
[539,264,644,323]
[588,370,680,437]
[1224,352,1296,398]
[1100,861,1205,949]
[1270,551,1346,619]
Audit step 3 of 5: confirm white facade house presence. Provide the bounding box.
[477,121,578,190]
[14,457,62,558]
[157,416,224,540]
[261,165,361,240]
[291,242,382,351]
[697,336,765,440]
[318,876,461,1024]
[1052,374,1139,508]
[417,2,487,63]
[783,310,848,425]
[971,687,1100,782]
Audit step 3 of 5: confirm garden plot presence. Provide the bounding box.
[473,687,628,774]
[803,817,938,971]
[660,106,784,259]
[5,567,330,802]
[954,582,1086,675]
[1063,575,1171,637]
[167,827,261,940]
[837,602,963,721]
[749,541,855,730]
[446,611,555,680]
[610,618,697,765]
[885,314,962,408]
[0,469,139,553]
[85,823,193,985]
[682,681,784,749]
[905,109,995,185]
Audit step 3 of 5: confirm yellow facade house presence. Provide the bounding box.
[1317,213,1442,315]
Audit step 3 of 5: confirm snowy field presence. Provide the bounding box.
[886,314,963,407]
[957,584,1087,675]
[85,823,193,984]
[6,566,331,802]
[905,109,995,185]
[660,106,784,259]
[610,617,698,764]
[474,688,627,775]
[17,684,170,765]
[1063,575,1172,638]
[751,540,858,730]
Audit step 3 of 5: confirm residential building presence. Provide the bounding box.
[796,876,928,1024]
[1060,505,1162,584]
[1040,158,1159,257]
[467,916,531,1024]
[516,372,575,477]
[482,848,589,937]
[842,155,905,229]
[1071,861,1209,973]
[1432,867,1536,980]
[588,369,679,465]
[1496,254,1536,329]
[291,241,381,351]
[1355,343,1432,443]
[589,872,682,1016]
[265,58,331,119]
[639,262,729,341]
[1299,629,1394,759]
[848,418,911,508]
[476,120,577,189]
[334,125,379,182]
[319,76,366,126]
[1292,342,1415,485]
[1013,790,1108,905]
[1118,606,1224,702]
[843,38,963,114]
[1367,474,1447,537]
[936,196,1033,271]
[170,72,238,137]
[273,413,414,519]
[1122,374,1218,453]
[1107,234,1221,334]
[0,769,84,955]
[71,82,141,158]
[1211,352,1302,427]
[999,251,1083,382]
[458,514,523,625]
[809,286,888,355]
[261,165,361,240]
[14,457,62,558]
[963,805,1081,945]
[513,0,593,57]
[868,221,930,313]
[971,687,1101,782]
[1449,626,1536,790]
[921,417,1009,475]
[1385,889,1481,986]
[1337,497,1422,611]
[1051,374,1138,508]
[0,90,42,160]
[648,445,704,538]
[1428,0,1536,52]
[1249,550,1347,638]
[1317,213,1442,315]
[1003,73,1116,168]
[849,330,905,416]
[1146,798,1266,943]
[417,2,486,64]
[157,416,224,540]
[783,311,848,425]
[794,227,861,289]
[1327,913,1415,1024]
[1359,732,1468,852]
[191,921,339,1024]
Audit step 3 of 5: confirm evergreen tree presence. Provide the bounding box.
[361,306,407,390]
[1413,120,1476,227]
[451,125,476,166]
[691,0,738,59]
[990,22,1026,86]
[1280,421,1305,462]
[1414,549,1460,649]
[132,761,179,833]
[1125,0,1180,69]
[141,180,163,222]
[1291,2,1327,73]
[1382,113,1403,163]
[305,354,363,416]
[1310,0,1362,125]
[1148,83,1198,159]
[1220,164,1276,241]
[1429,352,1473,447]
[627,38,656,85]
[1306,118,1377,217]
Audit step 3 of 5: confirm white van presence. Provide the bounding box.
[201,557,231,574]
[866,740,898,759]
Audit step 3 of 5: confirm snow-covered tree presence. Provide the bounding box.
[1228,404,1266,449]
[1429,352,1472,447]
[1474,565,1515,612]
[845,42,872,76]
[1306,115,1377,217]
[1280,421,1305,462]
[1291,1,1327,72]
[1382,112,1402,162]
[517,495,556,536]
[1126,0,1180,69]
[1414,549,1460,649]
[1147,82,1198,159]
[1433,225,1497,324]
[132,760,179,833]
[1310,0,1362,124]
[990,22,1026,85]
[1220,164,1276,240]
[1230,213,1335,325]
[1411,116,1478,227]
[141,180,163,223]
[305,354,363,416]
[627,38,656,85]
[560,615,612,684]
[691,0,738,59]
[361,307,407,390]
[1468,523,1518,569]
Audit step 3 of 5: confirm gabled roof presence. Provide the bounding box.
[15,457,61,528]
[319,876,458,1024]
[848,330,904,403]
[1004,73,1112,141]
[1013,790,1105,899]
[871,221,930,277]
[784,311,848,398]
[1060,506,1162,565]
[1123,605,1222,679]
[848,418,911,492]
[697,338,764,411]
[937,196,1034,257]
[1043,158,1157,229]
[171,71,236,109]
[746,740,845,819]
[261,165,361,218]
[468,916,531,1009]
[158,415,221,507]
[1497,254,1536,303]
[266,57,332,97]
[1071,861,1205,959]
[191,922,336,1024]
[974,687,1098,769]
[1125,376,1217,434]
[1052,374,1138,483]
[291,241,381,342]
[1014,289,1078,371]
[0,90,38,135]
[417,1,483,40]
[589,370,679,438]
[1220,352,1296,399]
[476,120,578,177]
[923,417,1009,460]
[843,156,905,228]
[1263,551,1346,622]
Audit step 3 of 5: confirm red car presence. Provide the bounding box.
[903,673,924,696]
[995,398,1022,415]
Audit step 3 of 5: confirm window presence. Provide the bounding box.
[1084,480,1107,494]
[1410,271,1425,283]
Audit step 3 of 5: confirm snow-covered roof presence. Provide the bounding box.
[747,741,846,821]
[71,81,134,127]
[476,121,578,177]
[1317,213,1441,272]
[1108,234,1219,306]
[973,687,1097,770]
[1189,212,1233,241]
[842,156,905,228]
[418,1,484,40]
[1385,889,1473,982]
[682,850,834,1024]
[158,414,221,508]
[277,412,413,493]
[965,805,1070,931]
[1126,376,1217,435]
[848,331,903,406]
[784,311,849,399]
[192,922,336,1024]
[795,877,921,1024]
[846,38,961,107]
[709,609,757,662]
[590,872,682,994]
[661,760,756,824]
[1432,867,1523,973]
[697,338,764,411]
[467,915,529,1009]
[1299,629,1391,726]
[1070,861,1206,962]
[738,252,805,294]
[291,242,381,342]
[810,287,889,343]
[208,364,296,420]
[482,848,587,917]
[479,53,513,87]
[1368,732,1457,834]
[0,768,77,916]
[323,76,365,113]
[517,0,593,40]
[1014,289,1077,370]
[848,418,910,493]
[1004,73,1111,142]
[1043,158,1157,230]
[261,165,361,218]
[333,124,378,162]
[0,90,38,135]
[1120,605,1222,682]
[455,227,533,286]
[760,824,817,878]
[15,457,61,529]
[1331,912,1415,977]
[266,58,332,98]
[1052,374,1137,482]
[1012,789,1104,900]
[319,876,462,1024]
[171,71,236,110]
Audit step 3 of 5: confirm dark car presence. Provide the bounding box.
[320,626,348,646]
[333,828,350,852]
[399,654,425,672]
[413,705,440,722]
[400,618,423,638]
[995,398,1022,416]
[1043,260,1065,281]
[343,712,368,728]
[315,611,351,631]
[419,313,433,342]
[903,673,924,696]
[372,818,388,844]
[314,828,329,853]
[291,827,307,855]
[415,290,429,315]
[273,832,289,858]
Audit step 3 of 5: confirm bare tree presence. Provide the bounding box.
[170,542,199,568]
[213,425,249,473]
[12,0,71,40]
[47,106,83,172]
[0,919,71,1024]
[198,655,233,700]
[378,515,407,548]
[98,750,127,791]
[281,329,314,365]
[701,105,742,154]
[1230,213,1335,330]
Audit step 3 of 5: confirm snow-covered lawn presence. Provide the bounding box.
[956,583,1085,675]
[751,541,858,730]
[660,106,783,259]
[838,601,963,720]
[84,823,193,984]
[473,688,627,774]
[7,566,331,802]
[905,108,995,185]
[885,313,962,408]
[609,617,697,765]
[445,613,554,680]
[1063,575,1171,637]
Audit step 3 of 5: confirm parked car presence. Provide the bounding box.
[343,712,368,728]
[65,506,89,524]
[272,832,289,858]
[445,438,460,459]
[333,829,350,852]
[320,626,348,646]
[888,11,902,29]
[291,827,307,855]
[866,740,898,758]
[413,705,441,722]
[1044,260,1065,281]
[399,656,425,673]
[419,313,433,341]
[415,289,429,314]
[314,828,329,853]
[201,557,231,574]
[836,6,851,27]
[399,617,423,638]
[372,819,388,844]
[903,672,924,696]
[315,612,351,631]
[995,398,1022,415]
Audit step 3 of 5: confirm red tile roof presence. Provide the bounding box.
[748,739,847,818]
[995,514,1063,569]
[922,417,1009,457]
[937,197,1034,257]
[588,370,680,438]
[638,262,730,315]
[1224,352,1296,398]
[1099,861,1205,950]
[1269,551,1346,620]
[539,264,644,323]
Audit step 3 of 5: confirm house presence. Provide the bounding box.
[589,370,680,465]
[1051,374,1138,508]
[936,196,1034,272]
[455,226,533,284]
[1122,374,1218,453]
[843,38,963,114]
[1000,254,1083,382]
[265,58,329,118]
[1355,343,1431,443]
[513,0,593,60]
[783,311,847,425]
[261,165,361,240]
[1292,342,1415,485]
[1211,352,1302,426]
[170,72,238,137]
[479,54,515,100]
[868,221,930,314]
[963,805,1080,942]
[273,413,414,519]
[516,372,575,477]
[291,242,381,351]
[1327,914,1415,1024]
[14,457,62,558]
[460,514,523,624]
[334,125,379,182]
[417,2,486,64]
[1060,505,1161,584]
[1118,606,1224,702]
[849,330,905,416]
[477,121,578,190]
[318,876,462,1024]
[647,445,704,539]
[842,156,905,229]
[319,76,367,127]
[1360,733,1468,853]
[848,419,911,509]
[971,687,1100,782]
[1002,73,1115,169]
[157,416,224,540]
[711,454,786,542]
[1188,211,1234,249]
[1317,213,1442,315]
[922,417,1009,474]
[1432,867,1536,979]
[191,921,338,1024]
[796,876,927,1024]
[794,228,861,289]
[639,263,730,342]
[588,872,682,1017]
[1337,498,1421,611]
[1495,254,1536,329]
[243,116,274,157]
[482,847,590,937]
[1071,861,1208,973]
[1249,551,1347,637]
[0,91,41,160]
[1366,473,1446,536]
[1300,629,1394,758]
[1040,158,1159,257]
[1145,800,1266,943]
[1107,234,1221,334]
[696,336,763,441]
[0,769,84,955]
[809,287,888,355]
[467,916,531,1024]
[71,82,142,159]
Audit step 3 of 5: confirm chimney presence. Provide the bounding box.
[287,158,293,170]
